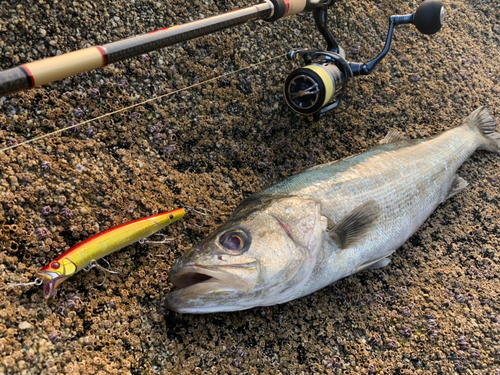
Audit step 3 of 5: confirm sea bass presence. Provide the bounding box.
[165,107,499,313]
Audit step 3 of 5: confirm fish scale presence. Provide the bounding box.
[166,107,499,313]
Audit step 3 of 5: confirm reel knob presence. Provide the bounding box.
[413,0,445,35]
[284,63,343,115]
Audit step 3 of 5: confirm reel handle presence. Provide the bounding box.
[412,0,445,35]
[391,0,445,34]
[352,0,445,76]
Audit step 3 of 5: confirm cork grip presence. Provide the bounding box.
[23,47,104,87]
[285,0,307,17]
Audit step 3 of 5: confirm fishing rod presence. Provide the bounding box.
[0,0,444,120]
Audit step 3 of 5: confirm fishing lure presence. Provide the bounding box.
[34,208,186,298]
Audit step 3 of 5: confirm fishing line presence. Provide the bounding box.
[0,53,288,153]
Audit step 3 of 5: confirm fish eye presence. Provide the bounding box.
[51,262,60,269]
[219,229,250,254]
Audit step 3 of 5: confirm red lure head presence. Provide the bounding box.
[36,258,78,298]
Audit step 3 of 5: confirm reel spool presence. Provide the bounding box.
[284,63,344,115]
[284,0,445,120]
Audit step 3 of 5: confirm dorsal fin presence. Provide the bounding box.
[380,129,407,145]
[329,200,381,249]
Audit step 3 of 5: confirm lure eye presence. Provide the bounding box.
[219,229,250,254]
[51,262,60,269]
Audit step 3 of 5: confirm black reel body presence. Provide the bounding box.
[284,0,445,120]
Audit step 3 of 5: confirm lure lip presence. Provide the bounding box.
[35,270,70,299]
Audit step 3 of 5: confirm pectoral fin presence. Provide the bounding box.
[356,257,391,273]
[329,200,381,249]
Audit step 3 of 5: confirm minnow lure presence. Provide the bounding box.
[36,208,185,298]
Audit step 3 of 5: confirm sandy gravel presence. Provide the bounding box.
[0,0,499,374]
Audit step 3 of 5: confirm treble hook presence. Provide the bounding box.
[0,278,43,290]
[83,259,119,286]
[184,206,212,227]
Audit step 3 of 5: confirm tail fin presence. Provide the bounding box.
[464,107,500,153]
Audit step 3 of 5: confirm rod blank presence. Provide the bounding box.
[0,2,274,97]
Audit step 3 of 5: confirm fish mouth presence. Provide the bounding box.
[170,263,258,293]
[165,262,259,313]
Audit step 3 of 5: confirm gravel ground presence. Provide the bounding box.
[0,0,499,374]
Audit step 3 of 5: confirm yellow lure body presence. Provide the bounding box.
[36,208,185,297]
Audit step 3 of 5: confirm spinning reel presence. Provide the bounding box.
[0,0,444,123]
[284,0,445,120]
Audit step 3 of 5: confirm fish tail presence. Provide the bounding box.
[464,107,500,153]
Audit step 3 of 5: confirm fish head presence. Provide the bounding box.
[165,195,325,313]
[36,257,78,298]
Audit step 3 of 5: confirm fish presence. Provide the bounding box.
[165,107,499,313]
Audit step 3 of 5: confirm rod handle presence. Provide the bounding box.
[0,67,33,96]
[0,47,105,97]
[264,0,307,21]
